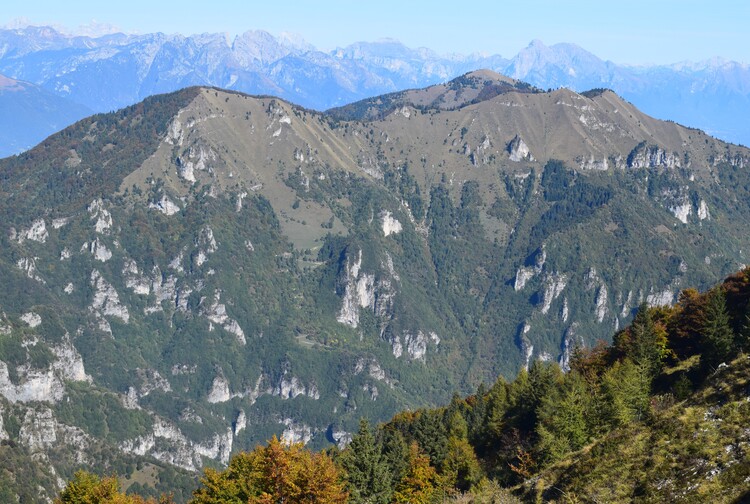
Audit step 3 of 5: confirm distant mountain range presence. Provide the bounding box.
[0,26,747,158]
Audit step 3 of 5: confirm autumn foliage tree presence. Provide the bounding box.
[191,436,347,504]
[55,471,172,504]
[391,443,441,504]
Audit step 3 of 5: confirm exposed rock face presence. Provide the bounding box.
[233,410,247,436]
[0,330,90,405]
[698,200,711,220]
[281,418,313,445]
[627,144,681,169]
[272,373,319,400]
[647,288,674,307]
[87,237,113,262]
[19,408,58,452]
[518,322,534,370]
[337,249,373,328]
[514,247,546,291]
[89,270,130,325]
[15,218,48,243]
[21,312,42,328]
[559,323,582,372]
[88,198,113,234]
[330,428,352,449]
[123,259,151,295]
[207,375,231,404]
[201,291,246,345]
[514,267,536,291]
[578,155,609,171]
[595,284,609,323]
[540,273,567,314]
[149,195,181,215]
[122,418,233,470]
[51,334,92,383]
[17,257,45,283]
[508,135,534,162]
[0,361,65,403]
[0,404,7,441]
[381,210,402,236]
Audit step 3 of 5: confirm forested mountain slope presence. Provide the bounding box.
[1,71,750,501]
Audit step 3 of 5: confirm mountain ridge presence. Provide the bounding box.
[0,26,748,158]
[1,77,750,501]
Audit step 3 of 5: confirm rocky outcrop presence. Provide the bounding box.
[337,249,374,328]
[508,135,534,162]
[20,312,41,328]
[0,361,65,403]
[51,334,92,383]
[698,200,711,221]
[88,198,113,234]
[518,322,534,370]
[207,375,231,404]
[540,273,567,314]
[201,290,246,345]
[123,258,151,295]
[514,247,546,291]
[380,210,402,236]
[595,284,609,323]
[627,143,681,169]
[149,195,181,216]
[122,418,233,470]
[89,270,130,326]
[233,410,247,436]
[14,218,48,244]
[559,323,582,372]
[281,418,313,445]
[17,257,45,283]
[647,288,674,307]
[86,237,112,262]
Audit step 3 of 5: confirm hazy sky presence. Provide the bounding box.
[3,0,748,65]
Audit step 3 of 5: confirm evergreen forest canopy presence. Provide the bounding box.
[53,268,750,502]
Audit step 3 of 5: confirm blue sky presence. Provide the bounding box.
[3,0,748,64]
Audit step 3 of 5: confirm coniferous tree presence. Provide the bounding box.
[600,359,651,426]
[535,372,591,464]
[466,383,488,447]
[615,302,666,381]
[341,419,392,504]
[484,376,509,444]
[442,436,483,492]
[701,287,734,371]
[380,428,409,486]
[737,313,750,353]
[441,408,483,492]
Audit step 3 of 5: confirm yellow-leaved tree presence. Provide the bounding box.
[191,435,347,504]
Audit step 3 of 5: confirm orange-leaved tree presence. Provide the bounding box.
[191,435,347,504]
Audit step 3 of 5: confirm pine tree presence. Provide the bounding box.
[617,302,666,380]
[701,287,734,371]
[340,419,392,504]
